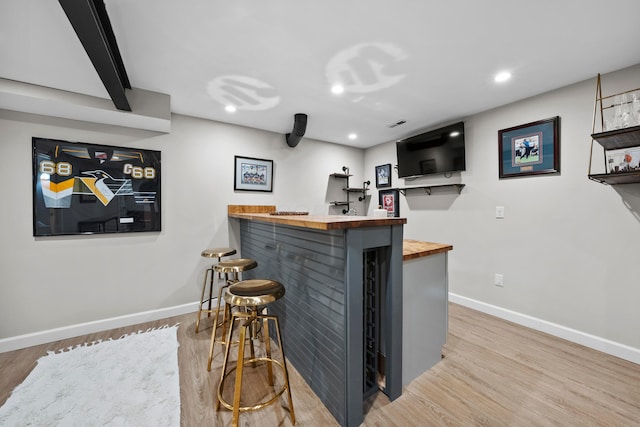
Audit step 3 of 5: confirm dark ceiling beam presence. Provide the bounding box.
[59,0,131,111]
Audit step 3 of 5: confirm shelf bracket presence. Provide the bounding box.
[359,180,370,201]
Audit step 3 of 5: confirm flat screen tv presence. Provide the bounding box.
[32,137,161,236]
[396,121,465,178]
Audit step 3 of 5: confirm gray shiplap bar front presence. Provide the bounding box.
[236,219,404,427]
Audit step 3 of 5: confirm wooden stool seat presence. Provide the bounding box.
[216,279,295,426]
[195,247,237,333]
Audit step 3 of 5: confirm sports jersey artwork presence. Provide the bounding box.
[32,137,161,236]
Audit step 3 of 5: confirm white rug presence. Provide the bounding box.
[0,325,180,427]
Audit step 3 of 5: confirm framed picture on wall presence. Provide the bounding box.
[32,137,161,236]
[498,116,560,179]
[234,155,273,192]
[375,163,392,188]
[379,189,399,217]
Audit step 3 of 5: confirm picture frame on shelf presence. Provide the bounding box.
[606,148,640,174]
[379,189,399,217]
[234,155,273,192]
[498,116,560,179]
[375,163,392,188]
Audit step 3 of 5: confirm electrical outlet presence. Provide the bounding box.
[494,273,504,287]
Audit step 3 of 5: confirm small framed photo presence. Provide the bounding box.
[606,148,640,174]
[498,116,560,179]
[234,155,273,192]
[375,163,392,188]
[379,189,399,217]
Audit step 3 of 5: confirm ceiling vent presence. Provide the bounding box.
[387,120,407,128]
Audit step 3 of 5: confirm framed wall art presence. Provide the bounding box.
[498,116,560,179]
[379,189,399,217]
[234,155,273,192]
[375,163,392,188]
[32,137,161,236]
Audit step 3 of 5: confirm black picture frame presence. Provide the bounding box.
[375,163,392,188]
[32,137,161,236]
[498,116,560,179]
[379,189,399,217]
[234,155,273,192]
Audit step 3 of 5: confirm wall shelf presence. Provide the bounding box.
[591,125,640,150]
[588,171,640,185]
[329,166,369,213]
[398,184,465,195]
[330,173,352,179]
[587,74,640,185]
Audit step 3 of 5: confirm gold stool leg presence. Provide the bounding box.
[207,273,235,372]
[263,314,274,385]
[231,320,248,427]
[207,278,233,371]
[247,307,257,368]
[218,278,237,347]
[216,313,237,411]
[274,315,296,424]
[195,266,213,333]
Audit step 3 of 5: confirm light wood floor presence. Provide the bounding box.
[1,303,639,426]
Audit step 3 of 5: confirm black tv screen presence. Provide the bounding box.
[32,137,161,236]
[396,121,465,178]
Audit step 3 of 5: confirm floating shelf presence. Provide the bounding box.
[591,125,640,150]
[588,74,640,185]
[588,171,640,185]
[330,167,369,211]
[398,184,465,195]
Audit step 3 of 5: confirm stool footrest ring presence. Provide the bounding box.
[217,357,289,412]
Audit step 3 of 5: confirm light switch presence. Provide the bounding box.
[496,206,505,219]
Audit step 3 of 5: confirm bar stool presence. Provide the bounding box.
[207,258,258,371]
[216,279,295,427]
[195,247,237,333]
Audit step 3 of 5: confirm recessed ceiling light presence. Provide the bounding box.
[348,133,357,140]
[331,85,344,95]
[494,71,511,83]
[225,105,237,113]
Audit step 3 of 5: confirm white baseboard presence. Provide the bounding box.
[449,293,640,365]
[0,301,201,354]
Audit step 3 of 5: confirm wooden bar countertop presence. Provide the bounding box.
[228,205,407,231]
[403,239,453,261]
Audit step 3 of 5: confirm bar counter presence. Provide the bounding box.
[228,205,407,230]
[228,205,404,426]
[227,205,450,426]
[403,239,452,260]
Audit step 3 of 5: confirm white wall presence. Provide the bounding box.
[0,110,363,340]
[365,64,640,356]
[2,65,639,362]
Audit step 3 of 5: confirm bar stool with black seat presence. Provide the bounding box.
[206,258,258,371]
[216,279,295,427]
[195,247,237,334]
